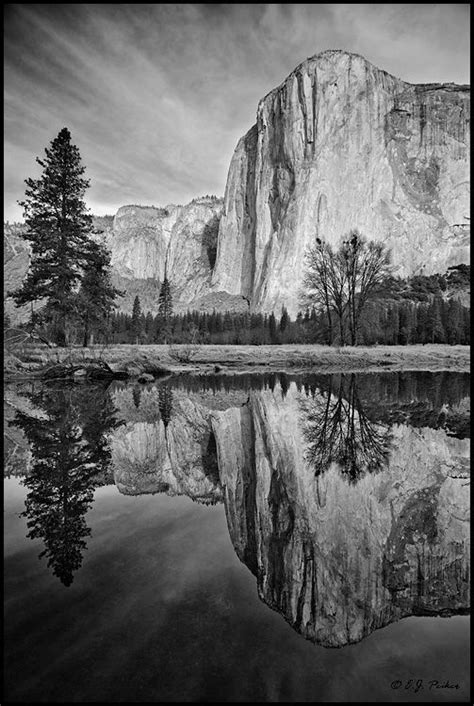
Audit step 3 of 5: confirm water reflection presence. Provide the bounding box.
[109,383,222,503]
[212,378,469,646]
[9,383,120,585]
[300,373,392,483]
[4,372,470,643]
[158,385,174,428]
[132,385,141,409]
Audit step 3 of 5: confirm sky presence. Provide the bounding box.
[4,3,470,222]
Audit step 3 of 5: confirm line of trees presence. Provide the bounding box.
[107,294,470,346]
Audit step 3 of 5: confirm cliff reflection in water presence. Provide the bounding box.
[212,375,469,646]
[5,371,470,646]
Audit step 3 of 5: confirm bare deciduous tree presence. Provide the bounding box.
[300,239,345,344]
[340,230,392,345]
[301,230,392,345]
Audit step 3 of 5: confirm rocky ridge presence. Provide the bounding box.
[104,197,227,313]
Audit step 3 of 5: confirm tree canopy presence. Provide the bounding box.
[301,230,392,345]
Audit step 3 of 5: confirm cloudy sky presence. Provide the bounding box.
[4,3,470,222]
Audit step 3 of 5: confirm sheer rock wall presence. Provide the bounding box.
[212,50,470,316]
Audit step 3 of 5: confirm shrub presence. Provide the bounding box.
[167,343,200,363]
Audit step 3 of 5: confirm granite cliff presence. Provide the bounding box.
[4,196,250,320]
[212,50,470,316]
[104,197,230,313]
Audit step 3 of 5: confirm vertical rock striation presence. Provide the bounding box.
[108,197,224,312]
[212,50,470,316]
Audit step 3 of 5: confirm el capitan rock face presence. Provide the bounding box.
[212,50,470,316]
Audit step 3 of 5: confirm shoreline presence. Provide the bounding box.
[3,344,470,381]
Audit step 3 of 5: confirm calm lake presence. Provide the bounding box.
[4,370,470,703]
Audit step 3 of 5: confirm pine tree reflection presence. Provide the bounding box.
[11,383,120,586]
[132,386,142,409]
[300,374,392,482]
[158,385,173,428]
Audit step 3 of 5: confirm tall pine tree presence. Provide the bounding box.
[427,296,446,344]
[445,298,462,345]
[130,295,143,344]
[10,128,96,346]
[158,273,173,343]
[77,240,122,346]
[158,274,173,320]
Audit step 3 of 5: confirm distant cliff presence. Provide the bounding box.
[212,50,470,316]
[4,223,31,323]
[105,197,228,313]
[4,197,247,321]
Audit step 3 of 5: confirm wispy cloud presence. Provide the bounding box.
[4,4,470,221]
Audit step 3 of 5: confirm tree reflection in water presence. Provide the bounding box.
[300,373,392,482]
[11,382,120,586]
[158,385,173,428]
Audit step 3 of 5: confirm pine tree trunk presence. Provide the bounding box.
[57,327,67,347]
[83,317,89,347]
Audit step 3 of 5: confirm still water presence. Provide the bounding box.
[4,371,470,702]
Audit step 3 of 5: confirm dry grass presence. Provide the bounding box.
[4,342,470,379]
[185,343,470,372]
